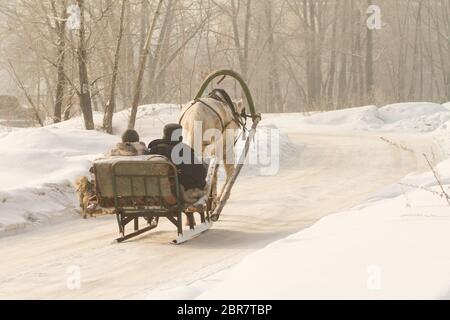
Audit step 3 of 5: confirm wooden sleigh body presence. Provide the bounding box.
[92,155,218,244]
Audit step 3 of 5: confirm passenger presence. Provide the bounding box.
[108,129,149,156]
[148,124,207,193]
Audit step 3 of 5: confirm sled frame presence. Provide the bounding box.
[110,160,215,244]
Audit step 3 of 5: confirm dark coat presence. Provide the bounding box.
[148,139,207,190]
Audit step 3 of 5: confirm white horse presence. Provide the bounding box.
[179,90,245,182]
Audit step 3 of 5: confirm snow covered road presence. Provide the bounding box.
[0,130,437,299]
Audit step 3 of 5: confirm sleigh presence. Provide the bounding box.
[92,69,261,244]
[92,155,218,244]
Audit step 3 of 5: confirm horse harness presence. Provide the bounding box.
[179,89,248,134]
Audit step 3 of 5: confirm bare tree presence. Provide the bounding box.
[50,0,68,123]
[7,61,44,127]
[128,0,164,129]
[0,0,449,122]
[103,0,127,134]
[76,0,94,130]
[365,0,374,103]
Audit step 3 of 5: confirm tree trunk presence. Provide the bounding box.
[128,0,164,129]
[243,0,252,80]
[76,0,94,130]
[146,0,174,103]
[103,0,127,134]
[53,2,67,123]
[337,0,350,108]
[327,1,340,108]
[408,2,422,100]
[264,0,283,112]
[365,0,375,104]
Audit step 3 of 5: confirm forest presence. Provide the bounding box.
[0,0,448,129]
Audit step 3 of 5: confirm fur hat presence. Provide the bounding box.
[163,124,183,141]
[121,129,140,143]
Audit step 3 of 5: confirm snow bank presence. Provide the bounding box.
[378,103,450,132]
[199,159,450,300]
[238,124,300,177]
[0,105,178,233]
[0,124,14,135]
[0,127,118,233]
[266,102,450,133]
[302,105,384,130]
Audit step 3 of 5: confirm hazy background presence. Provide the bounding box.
[0,0,448,127]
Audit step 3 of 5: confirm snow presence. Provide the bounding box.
[264,102,450,133]
[0,127,118,233]
[303,105,384,130]
[238,124,300,177]
[378,103,450,132]
[0,124,14,134]
[192,102,450,300]
[1,101,450,299]
[198,159,450,299]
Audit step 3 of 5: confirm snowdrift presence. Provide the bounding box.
[198,157,450,300]
[266,102,450,133]
[0,127,118,233]
[0,104,180,233]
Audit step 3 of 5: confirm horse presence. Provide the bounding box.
[179,89,246,185]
